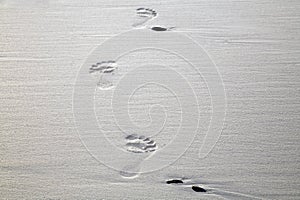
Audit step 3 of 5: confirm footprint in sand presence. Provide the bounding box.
[89,61,117,74]
[119,134,158,178]
[150,26,175,32]
[125,134,158,153]
[132,8,176,31]
[136,8,157,18]
[89,61,118,90]
[132,8,158,28]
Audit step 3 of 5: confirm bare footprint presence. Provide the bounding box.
[125,134,157,153]
[89,61,118,90]
[132,8,158,28]
[89,61,117,75]
[119,134,158,178]
[136,8,157,18]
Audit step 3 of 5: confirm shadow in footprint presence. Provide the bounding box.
[151,26,168,32]
[166,179,184,184]
[133,8,158,28]
[166,178,209,194]
[150,26,175,32]
[192,186,207,193]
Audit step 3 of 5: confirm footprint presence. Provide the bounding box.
[89,61,118,90]
[136,8,157,18]
[125,134,157,153]
[132,8,158,28]
[119,134,157,178]
[89,61,117,75]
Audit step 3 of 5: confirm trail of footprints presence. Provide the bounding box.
[88,5,177,173]
[125,134,157,153]
[90,8,263,200]
[89,8,174,88]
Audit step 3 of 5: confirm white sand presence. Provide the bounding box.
[0,0,299,199]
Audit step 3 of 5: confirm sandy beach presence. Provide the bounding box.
[1,0,299,199]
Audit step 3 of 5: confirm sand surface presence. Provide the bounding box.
[0,0,299,199]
